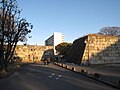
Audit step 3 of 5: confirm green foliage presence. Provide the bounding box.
[55,42,72,56]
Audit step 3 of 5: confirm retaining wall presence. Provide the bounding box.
[69,34,120,65]
[14,45,53,63]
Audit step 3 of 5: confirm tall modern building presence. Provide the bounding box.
[45,32,64,55]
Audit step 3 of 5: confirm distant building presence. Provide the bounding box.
[45,32,64,55]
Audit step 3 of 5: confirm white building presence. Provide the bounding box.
[45,32,64,55]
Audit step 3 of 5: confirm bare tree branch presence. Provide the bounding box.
[0,0,33,71]
[98,26,120,36]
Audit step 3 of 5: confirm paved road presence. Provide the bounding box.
[0,63,117,90]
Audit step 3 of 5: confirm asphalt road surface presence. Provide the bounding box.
[0,63,117,90]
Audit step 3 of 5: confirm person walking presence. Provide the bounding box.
[46,58,50,65]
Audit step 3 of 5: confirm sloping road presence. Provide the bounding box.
[0,63,117,90]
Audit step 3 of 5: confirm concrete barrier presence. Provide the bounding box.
[94,73,101,78]
[65,65,67,69]
[71,67,74,71]
[81,69,85,73]
[59,63,63,67]
[54,62,57,65]
[73,66,81,72]
[57,63,59,65]
[58,63,61,66]
[55,62,57,64]
[54,62,120,89]
[66,65,73,70]
[84,70,88,74]
[63,64,66,68]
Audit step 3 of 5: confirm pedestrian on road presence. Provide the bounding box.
[43,58,47,65]
[46,58,50,65]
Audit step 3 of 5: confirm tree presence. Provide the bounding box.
[0,0,33,72]
[55,42,72,57]
[98,26,120,36]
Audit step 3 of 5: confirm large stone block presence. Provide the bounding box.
[14,45,54,63]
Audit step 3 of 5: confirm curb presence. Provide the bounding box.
[54,62,120,89]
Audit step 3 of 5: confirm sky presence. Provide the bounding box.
[17,0,120,45]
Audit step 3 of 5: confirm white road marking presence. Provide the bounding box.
[58,75,62,77]
[51,73,55,76]
[48,76,52,78]
[49,73,63,80]
[56,77,60,80]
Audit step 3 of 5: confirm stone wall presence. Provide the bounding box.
[14,45,54,63]
[82,34,120,65]
[70,34,120,65]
